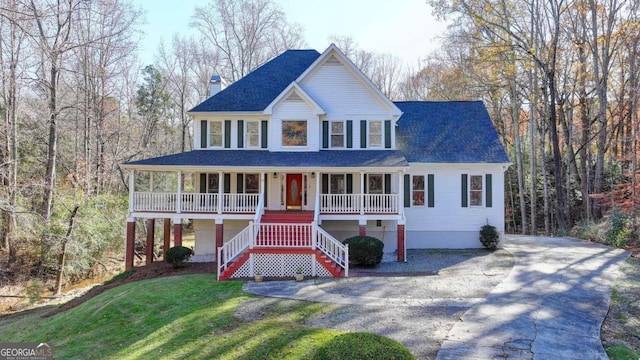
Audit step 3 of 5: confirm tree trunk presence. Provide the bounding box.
[55,205,80,295]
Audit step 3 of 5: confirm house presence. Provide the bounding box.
[121,44,510,280]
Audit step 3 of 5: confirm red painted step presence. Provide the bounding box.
[218,251,250,280]
[260,211,314,223]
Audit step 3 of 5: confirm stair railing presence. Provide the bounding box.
[217,221,254,280]
[313,223,349,277]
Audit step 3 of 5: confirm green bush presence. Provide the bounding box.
[605,207,633,248]
[343,235,384,266]
[312,332,415,360]
[165,246,193,268]
[572,220,607,243]
[479,224,500,251]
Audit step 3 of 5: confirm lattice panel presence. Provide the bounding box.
[229,252,339,278]
[314,259,333,277]
[229,258,251,279]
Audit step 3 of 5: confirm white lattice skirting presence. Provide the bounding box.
[229,253,333,278]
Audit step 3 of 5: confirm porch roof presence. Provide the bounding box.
[123,150,409,170]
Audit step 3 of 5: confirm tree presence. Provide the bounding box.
[135,65,170,150]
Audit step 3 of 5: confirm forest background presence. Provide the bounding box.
[1,0,639,293]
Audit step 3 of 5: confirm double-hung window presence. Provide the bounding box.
[369,120,382,147]
[367,174,384,194]
[469,175,483,206]
[209,121,223,147]
[412,175,425,206]
[244,174,260,194]
[207,174,219,193]
[330,121,344,148]
[246,121,260,148]
[330,174,346,194]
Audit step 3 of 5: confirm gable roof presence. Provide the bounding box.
[189,50,321,112]
[263,82,325,115]
[123,150,408,169]
[394,101,510,163]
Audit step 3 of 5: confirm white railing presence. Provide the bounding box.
[255,223,312,247]
[314,223,349,277]
[133,192,177,212]
[253,194,264,225]
[217,221,254,280]
[319,194,399,214]
[223,193,260,213]
[182,193,218,212]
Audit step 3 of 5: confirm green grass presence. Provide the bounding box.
[605,344,640,360]
[0,274,412,359]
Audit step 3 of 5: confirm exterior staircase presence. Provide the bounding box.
[218,211,346,280]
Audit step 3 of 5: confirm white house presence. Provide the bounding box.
[121,44,510,280]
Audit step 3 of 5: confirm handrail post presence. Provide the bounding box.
[249,221,254,249]
[311,222,317,250]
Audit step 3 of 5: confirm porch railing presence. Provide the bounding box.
[255,223,312,247]
[133,192,177,212]
[314,223,349,277]
[217,221,254,280]
[182,193,218,212]
[132,191,259,213]
[320,194,399,214]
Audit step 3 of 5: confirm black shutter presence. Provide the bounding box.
[261,120,268,148]
[384,174,391,194]
[200,120,207,148]
[321,174,329,194]
[428,174,434,208]
[360,120,367,148]
[237,174,243,193]
[346,120,353,148]
[346,174,353,194]
[224,120,231,148]
[404,174,411,208]
[322,121,329,149]
[384,120,391,148]
[223,173,230,193]
[363,174,368,193]
[264,175,268,205]
[461,174,468,207]
[199,173,207,193]
[237,120,244,148]
[486,174,492,208]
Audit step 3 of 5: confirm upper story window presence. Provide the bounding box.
[331,121,344,148]
[246,121,260,148]
[282,120,307,146]
[470,175,483,206]
[412,175,425,206]
[209,121,223,147]
[369,120,382,147]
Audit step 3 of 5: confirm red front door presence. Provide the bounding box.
[286,174,303,209]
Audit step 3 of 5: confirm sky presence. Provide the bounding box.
[132,0,448,69]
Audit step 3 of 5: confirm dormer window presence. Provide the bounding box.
[331,121,344,148]
[282,120,307,147]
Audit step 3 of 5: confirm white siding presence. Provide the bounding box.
[271,100,320,151]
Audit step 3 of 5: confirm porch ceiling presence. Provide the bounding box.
[123,150,409,170]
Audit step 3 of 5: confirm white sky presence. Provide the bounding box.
[133,0,448,69]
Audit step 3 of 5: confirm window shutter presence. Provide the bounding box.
[264,175,268,205]
[237,120,244,148]
[363,174,368,193]
[461,174,468,207]
[223,173,230,193]
[224,120,231,148]
[428,174,434,208]
[404,174,411,208]
[346,174,353,193]
[321,174,329,194]
[384,120,391,148]
[384,174,391,194]
[346,120,353,148]
[486,174,492,207]
[237,174,243,193]
[360,120,367,148]
[322,121,329,149]
[199,174,207,193]
[261,120,268,148]
[200,120,207,148]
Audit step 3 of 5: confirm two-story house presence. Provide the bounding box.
[121,44,510,280]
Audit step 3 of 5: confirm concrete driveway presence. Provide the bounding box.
[242,236,629,359]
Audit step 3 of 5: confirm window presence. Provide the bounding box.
[282,120,307,146]
[330,121,344,148]
[245,174,260,194]
[207,174,219,193]
[470,175,483,206]
[209,121,223,147]
[246,121,260,148]
[369,120,382,147]
[330,174,346,194]
[368,174,383,194]
[412,175,425,206]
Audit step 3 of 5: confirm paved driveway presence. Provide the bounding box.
[242,236,629,359]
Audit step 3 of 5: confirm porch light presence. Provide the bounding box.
[311,172,315,178]
[273,172,277,179]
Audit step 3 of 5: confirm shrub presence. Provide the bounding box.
[312,332,415,360]
[479,224,500,251]
[343,235,384,266]
[572,220,607,243]
[165,246,194,268]
[605,207,632,248]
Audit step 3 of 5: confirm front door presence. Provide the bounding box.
[286,174,303,210]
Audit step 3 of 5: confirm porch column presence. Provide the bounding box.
[215,218,224,250]
[145,219,155,265]
[360,171,365,215]
[176,171,183,213]
[217,171,223,214]
[174,218,183,247]
[397,220,406,262]
[128,171,135,213]
[125,217,136,271]
[163,218,171,257]
[398,170,404,211]
[358,218,367,236]
[316,172,321,223]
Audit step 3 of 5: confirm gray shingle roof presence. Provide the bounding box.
[394,101,510,163]
[124,150,409,168]
[189,50,321,112]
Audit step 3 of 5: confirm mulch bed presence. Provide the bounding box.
[41,261,216,318]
